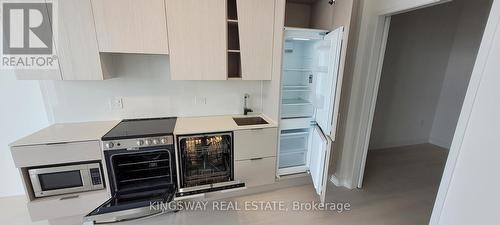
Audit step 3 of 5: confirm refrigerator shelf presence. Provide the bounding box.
[282,85,311,91]
[282,98,311,105]
[283,68,313,72]
[279,151,307,169]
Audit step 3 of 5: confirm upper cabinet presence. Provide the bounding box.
[54,0,107,80]
[166,0,275,80]
[91,0,169,54]
[237,0,275,80]
[14,0,276,81]
[166,0,227,80]
[15,0,108,80]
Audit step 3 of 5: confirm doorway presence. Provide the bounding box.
[359,0,493,223]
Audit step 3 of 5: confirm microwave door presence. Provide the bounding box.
[84,188,175,224]
[313,26,344,141]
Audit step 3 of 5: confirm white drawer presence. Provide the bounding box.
[28,190,109,221]
[235,157,276,187]
[234,128,278,160]
[280,118,312,130]
[11,141,102,168]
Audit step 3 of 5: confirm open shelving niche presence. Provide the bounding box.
[227,0,241,79]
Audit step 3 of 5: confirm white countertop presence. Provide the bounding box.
[10,120,120,147]
[174,114,278,135]
[10,114,277,146]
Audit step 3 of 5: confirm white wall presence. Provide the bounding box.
[40,54,263,123]
[432,0,500,223]
[369,2,461,149]
[430,0,492,148]
[0,72,49,197]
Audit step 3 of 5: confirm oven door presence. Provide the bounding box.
[85,148,177,223]
[84,187,176,223]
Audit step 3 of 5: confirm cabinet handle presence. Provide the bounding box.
[60,195,79,200]
[250,157,263,161]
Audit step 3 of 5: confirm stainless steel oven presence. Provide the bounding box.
[86,136,177,223]
[176,132,245,197]
[29,162,104,198]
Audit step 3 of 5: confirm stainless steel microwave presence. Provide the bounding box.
[29,162,104,198]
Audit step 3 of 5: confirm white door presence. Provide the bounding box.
[314,27,344,140]
[309,125,331,202]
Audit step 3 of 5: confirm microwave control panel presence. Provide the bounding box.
[90,168,102,186]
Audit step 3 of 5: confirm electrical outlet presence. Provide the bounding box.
[109,97,123,110]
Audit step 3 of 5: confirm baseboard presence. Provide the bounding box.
[329,174,355,189]
[369,138,429,150]
[330,174,341,186]
[428,137,451,149]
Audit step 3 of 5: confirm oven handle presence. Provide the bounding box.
[88,210,166,225]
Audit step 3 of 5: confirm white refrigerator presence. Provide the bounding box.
[278,27,344,202]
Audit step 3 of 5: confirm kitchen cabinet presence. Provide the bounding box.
[234,128,278,160]
[11,141,101,168]
[237,0,275,80]
[91,0,169,54]
[234,127,278,187]
[166,0,227,80]
[235,157,276,187]
[52,0,107,80]
[166,0,275,80]
[16,0,108,80]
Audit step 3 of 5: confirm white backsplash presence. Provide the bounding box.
[40,54,263,123]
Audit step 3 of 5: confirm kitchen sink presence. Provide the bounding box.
[233,116,269,126]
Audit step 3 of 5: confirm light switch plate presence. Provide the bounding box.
[109,97,123,110]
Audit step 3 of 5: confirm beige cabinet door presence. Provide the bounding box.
[91,0,169,54]
[235,157,276,187]
[234,128,278,160]
[166,0,227,80]
[237,0,275,80]
[10,1,62,80]
[53,0,105,80]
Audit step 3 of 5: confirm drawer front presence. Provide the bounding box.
[11,141,102,168]
[28,190,109,221]
[235,157,276,187]
[234,128,278,160]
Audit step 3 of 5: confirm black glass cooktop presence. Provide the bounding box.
[102,117,177,141]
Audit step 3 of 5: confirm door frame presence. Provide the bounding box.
[351,0,499,224]
[353,0,453,188]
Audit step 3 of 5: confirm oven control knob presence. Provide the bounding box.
[136,140,144,146]
[152,139,159,145]
[145,139,152,146]
[105,142,114,149]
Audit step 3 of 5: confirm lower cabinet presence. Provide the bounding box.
[234,128,278,160]
[27,190,109,221]
[233,127,278,187]
[235,157,276,187]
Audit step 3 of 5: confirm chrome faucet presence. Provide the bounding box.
[244,94,253,115]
